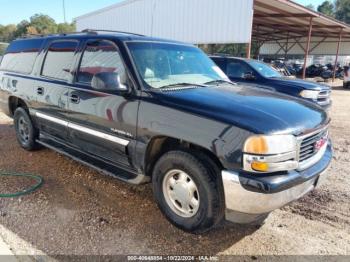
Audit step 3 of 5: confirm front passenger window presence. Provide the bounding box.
[77,40,126,87]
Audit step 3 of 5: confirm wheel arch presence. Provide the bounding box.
[144,135,224,178]
[8,96,29,117]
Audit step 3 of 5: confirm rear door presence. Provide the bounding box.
[0,39,44,115]
[33,40,79,142]
[66,39,139,167]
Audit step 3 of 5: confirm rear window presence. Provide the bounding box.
[42,41,78,81]
[0,39,43,74]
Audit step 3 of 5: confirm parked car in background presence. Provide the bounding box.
[0,31,332,233]
[211,56,331,110]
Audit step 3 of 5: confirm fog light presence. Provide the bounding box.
[251,162,269,172]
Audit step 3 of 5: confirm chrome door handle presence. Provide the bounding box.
[37,87,44,95]
[70,94,80,104]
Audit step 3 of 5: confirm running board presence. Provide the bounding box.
[36,136,150,185]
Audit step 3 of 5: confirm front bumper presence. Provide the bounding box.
[222,143,332,224]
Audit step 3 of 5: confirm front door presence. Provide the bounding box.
[67,39,138,167]
[226,60,256,84]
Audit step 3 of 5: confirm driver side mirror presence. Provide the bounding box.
[243,72,256,80]
[91,72,129,94]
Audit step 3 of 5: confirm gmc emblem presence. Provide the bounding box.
[314,136,328,151]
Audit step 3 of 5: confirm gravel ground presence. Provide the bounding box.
[0,83,349,257]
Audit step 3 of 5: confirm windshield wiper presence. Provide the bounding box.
[159,83,208,89]
[204,80,237,86]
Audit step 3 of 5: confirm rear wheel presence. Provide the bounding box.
[14,107,39,151]
[152,150,224,233]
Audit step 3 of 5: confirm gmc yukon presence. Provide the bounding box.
[0,31,332,232]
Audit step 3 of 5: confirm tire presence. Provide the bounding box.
[344,82,349,89]
[152,150,225,233]
[14,107,39,151]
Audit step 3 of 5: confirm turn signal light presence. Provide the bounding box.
[251,161,269,172]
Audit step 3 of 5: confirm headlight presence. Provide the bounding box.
[243,135,298,173]
[300,90,320,100]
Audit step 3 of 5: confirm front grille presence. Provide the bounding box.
[317,90,330,103]
[299,129,328,162]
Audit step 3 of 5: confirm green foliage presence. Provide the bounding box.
[0,24,17,42]
[29,14,58,34]
[0,14,76,43]
[306,4,315,10]
[335,0,350,24]
[15,20,30,38]
[0,44,8,55]
[318,1,335,17]
[57,22,77,34]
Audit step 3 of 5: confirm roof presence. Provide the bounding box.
[15,30,185,44]
[253,0,350,43]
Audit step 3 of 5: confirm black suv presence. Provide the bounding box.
[210,56,332,110]
[0,31,332,233]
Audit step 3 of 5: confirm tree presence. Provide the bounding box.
[14,20,30,38]
[26,26,39,35]
[0,14,77,42]
[306,4,315,10]
[29,14,58,34]
[0,24,17,42]
[318,1,335,17]
[57,22,76,33]
[0,44,8,55]
[335,0,350,24]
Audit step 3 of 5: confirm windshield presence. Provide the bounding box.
[127,42,229,89]
[248,60,282,78]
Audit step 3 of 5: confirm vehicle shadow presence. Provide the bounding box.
[0,123,258,255]
[331,85,348,91]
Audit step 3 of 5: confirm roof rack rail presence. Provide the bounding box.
[17,29,145,40]
[82,29,145,37]
[19,30,98,39]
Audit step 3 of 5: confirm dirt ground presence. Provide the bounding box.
[0,83,349,257]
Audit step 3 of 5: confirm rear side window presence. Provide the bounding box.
[77,40,126,86]
[42,41,78,81]
[0,39,43,74]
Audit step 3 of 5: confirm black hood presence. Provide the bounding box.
[152,85,329,135]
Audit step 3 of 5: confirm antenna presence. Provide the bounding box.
[62,0,67,23]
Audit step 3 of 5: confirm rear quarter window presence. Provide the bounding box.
[0,39,44,74]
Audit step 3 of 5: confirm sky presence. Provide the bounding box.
[0,0,328,25]
[295,0,326,7]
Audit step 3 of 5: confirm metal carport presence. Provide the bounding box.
[251,0,350,80]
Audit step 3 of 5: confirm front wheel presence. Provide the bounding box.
[152,150,224,233]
